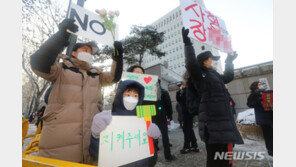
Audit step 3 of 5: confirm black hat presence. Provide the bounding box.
[72,41,98,55]
[197,51,220,62]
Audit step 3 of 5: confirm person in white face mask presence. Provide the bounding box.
[89,80,161,166]
[29,18,124,164]
[71,42,97,64]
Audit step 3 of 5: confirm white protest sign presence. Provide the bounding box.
[180,0,233,53]
[121,72,159,101]
[69,3,114,45]
[259,78,271,90]
[98,116,152,167]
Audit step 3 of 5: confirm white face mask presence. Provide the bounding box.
[258,85,265,90]
[211,60,218,70]
[77,52,93,64]
[123,97,139,111]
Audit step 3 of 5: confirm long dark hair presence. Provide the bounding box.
[249,81,259,91]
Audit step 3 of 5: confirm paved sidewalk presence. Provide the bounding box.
[155,126,273,167]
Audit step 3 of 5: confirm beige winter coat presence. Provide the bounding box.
[33,54,117,164]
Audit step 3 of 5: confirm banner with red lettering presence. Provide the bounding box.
[180,0,233,53]
[261,91,273,111]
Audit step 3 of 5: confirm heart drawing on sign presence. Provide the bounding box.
[144,76,152,84]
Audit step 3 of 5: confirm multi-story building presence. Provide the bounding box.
[142,0,223,79]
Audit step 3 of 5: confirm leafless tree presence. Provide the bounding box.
[22,0,66,117]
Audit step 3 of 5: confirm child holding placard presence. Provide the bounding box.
[89,80,161,166]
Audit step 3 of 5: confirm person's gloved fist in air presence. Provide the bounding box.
[58,18,79,46]
[91,110,112,139]
[182,27,192,46]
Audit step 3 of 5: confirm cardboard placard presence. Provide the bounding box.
[69,3,114,45]
[261,91,273,111]
[180,0,233,53]
[98,116,153,167]
[121,72,159,101]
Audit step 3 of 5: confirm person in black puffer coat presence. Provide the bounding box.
[247,81,273,156]
[184,71,201,116]
[182,27,243,167]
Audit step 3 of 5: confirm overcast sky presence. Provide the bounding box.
[61,0,273,68]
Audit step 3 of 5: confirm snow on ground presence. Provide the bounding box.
[168,121,180,132]
[23,117,272,166]
[155,126,273,167]
[237,109,256,125]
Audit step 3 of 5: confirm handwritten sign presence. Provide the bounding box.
[259,78,271,90]
[180,0,233,53]
[121,72,159,101]
[261,91,273,111]
[69,3,114,45]
[99,116,153,167]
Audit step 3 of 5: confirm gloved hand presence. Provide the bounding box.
[112,41,123,62]
[91,110,112,139]
[58,18,79,45]
[182,27,192,46]
[147,123,161,139]
[225,51,238,63]
[58,18,79,34]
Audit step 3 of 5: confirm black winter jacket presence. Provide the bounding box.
[176,88,189,117]
[184,44,243,144]
[186,78,201,116]
[143,88,173,125]
[247,90,273,126]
